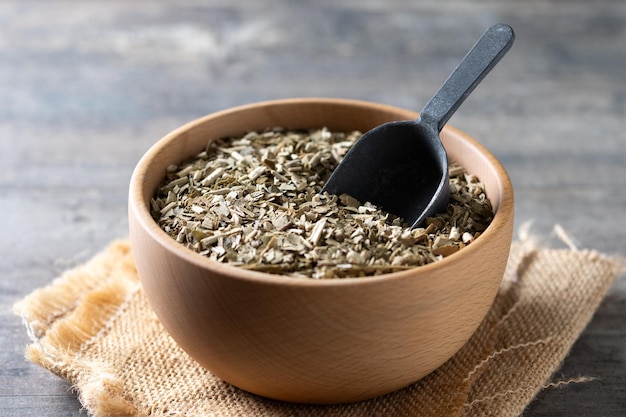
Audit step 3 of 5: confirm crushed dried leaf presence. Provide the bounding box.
[151,128,493,278]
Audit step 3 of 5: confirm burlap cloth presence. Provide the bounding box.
[14,226,625,417]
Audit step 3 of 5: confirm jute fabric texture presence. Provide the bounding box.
[14,231,624,417]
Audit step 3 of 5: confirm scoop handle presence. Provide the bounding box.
[419,23,515,132]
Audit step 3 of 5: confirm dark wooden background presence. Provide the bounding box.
[1,1,625,416]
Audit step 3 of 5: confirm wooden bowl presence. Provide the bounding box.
[128,98,514,404]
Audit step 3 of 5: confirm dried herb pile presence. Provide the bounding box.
[151,128,493,278]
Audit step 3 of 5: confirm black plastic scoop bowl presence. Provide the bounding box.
[322,24,515,228]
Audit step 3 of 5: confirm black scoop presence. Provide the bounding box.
[322,23,515,228]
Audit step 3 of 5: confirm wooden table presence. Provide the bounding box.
[2,1,625,415]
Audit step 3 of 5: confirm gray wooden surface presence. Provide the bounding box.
[2,1,625,416]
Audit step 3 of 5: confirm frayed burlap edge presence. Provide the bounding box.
[14,229,625,417]
[459,224,624,416]
[14,241,141,416]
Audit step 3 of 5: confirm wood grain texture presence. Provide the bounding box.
[2,0,625,415]
[128,99,514,403]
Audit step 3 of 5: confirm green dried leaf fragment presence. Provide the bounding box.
[150,128,493,279]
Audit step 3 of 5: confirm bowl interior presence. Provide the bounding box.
[132,98,511,273]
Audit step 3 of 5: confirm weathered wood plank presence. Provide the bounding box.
[2,1,624,415]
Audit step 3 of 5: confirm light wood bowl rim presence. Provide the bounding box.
[129,97,513,287]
